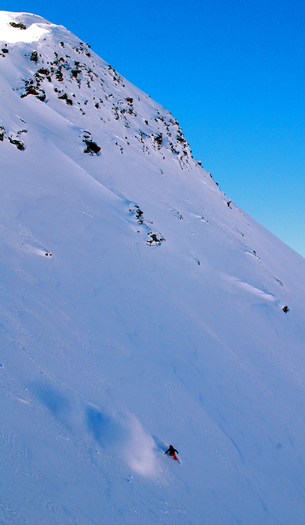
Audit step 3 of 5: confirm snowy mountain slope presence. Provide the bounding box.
[1,11,305,525]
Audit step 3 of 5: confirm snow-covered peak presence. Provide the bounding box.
[0,11,52,43]
[0,10,198,179]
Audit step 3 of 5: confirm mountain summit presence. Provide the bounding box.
[1,11,305,525]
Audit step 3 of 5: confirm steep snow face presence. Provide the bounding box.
[1,11,305,525]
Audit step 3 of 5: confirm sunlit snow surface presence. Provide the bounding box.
[1,10,305,525]
[0,12,50,43]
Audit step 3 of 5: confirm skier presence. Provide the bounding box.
[165,445,179,460]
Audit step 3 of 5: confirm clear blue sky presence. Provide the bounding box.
[3,0,305,257]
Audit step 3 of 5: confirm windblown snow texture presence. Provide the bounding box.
[1,10,305,525]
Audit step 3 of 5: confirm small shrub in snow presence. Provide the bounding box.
[55,69,63,81]
[8,137,25,150]
[36,91,46,101]
[83,138,101,155]
[146,232,166,246]
[21,85,39,97]
[9,21,26,29]
[36,68,49,75]
[30,51,38,62]
[154,133,163,149]
[129,205,144,224]
[71,69,81,79]
[58,93,73,105]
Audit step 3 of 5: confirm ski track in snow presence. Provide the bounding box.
[222,274,283,308]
